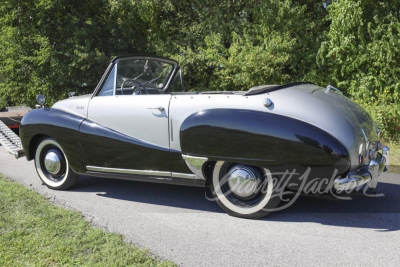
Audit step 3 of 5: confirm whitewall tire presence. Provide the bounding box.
[210,161,280,219]
[34,138,79,190]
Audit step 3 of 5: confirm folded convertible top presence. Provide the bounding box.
[244,82,313,96]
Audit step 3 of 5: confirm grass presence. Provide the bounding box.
[385,141,400,174]
[0,175,175,267]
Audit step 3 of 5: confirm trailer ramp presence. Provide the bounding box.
[0,120,25,158]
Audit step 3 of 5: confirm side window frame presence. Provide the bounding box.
[167,68,184,93]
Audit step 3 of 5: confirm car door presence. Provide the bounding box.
[81,56,177,174]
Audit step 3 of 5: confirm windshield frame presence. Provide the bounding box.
[92,55,179,97]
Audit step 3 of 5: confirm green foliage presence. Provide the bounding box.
[0,0,399,140]
[146,0,328,91]
[0,98,6,110]
[0,0,147,106]
[317,0,400,141]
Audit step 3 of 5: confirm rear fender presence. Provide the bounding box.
[180,109,350,187]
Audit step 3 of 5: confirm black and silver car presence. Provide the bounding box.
[19,55,390,219]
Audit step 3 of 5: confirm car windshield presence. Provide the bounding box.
[116,59,174,91]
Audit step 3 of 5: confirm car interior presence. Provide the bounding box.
[98,57,265,96]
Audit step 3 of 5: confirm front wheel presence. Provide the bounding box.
[210,161,280,219]
[34,138,79,190]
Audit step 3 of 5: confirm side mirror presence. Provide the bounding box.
[36,94,45,107]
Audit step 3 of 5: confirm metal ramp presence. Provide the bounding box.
[0,120,25,158]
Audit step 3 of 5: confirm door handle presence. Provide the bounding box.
[147,107,165,111]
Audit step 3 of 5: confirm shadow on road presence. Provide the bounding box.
[71,176,400,231]
[74,175,222,213]
[267,181,400,231]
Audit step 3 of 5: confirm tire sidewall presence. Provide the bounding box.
[34,138,71,189]
[210,161,280,219]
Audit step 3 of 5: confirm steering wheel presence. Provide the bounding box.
[120,79,149,95]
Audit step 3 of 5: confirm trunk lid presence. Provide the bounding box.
[312,88,378,142]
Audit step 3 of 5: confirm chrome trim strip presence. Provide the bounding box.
[170,117,173,142]
[86,166,171,177]
[361,128,369,143]
[182,155,208,180]
[92,63,113,98]
[171,172,196,179]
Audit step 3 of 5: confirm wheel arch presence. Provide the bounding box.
[202,161,216,186]
[27,134,51,160]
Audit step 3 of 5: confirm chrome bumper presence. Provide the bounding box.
[334,146,389,191]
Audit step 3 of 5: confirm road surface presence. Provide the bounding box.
[1,148,400,266]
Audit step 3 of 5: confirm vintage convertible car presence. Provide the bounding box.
[19,55,390,219]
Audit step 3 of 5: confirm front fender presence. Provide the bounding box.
[20,108,85,173]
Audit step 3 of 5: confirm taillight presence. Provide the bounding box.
[359,154,365,164]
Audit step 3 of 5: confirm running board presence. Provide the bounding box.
[0,120,25,158]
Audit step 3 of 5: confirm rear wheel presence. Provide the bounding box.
[210,161,280,219]
[34,138,78,190]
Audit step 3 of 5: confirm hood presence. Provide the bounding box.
[52,94,92,118]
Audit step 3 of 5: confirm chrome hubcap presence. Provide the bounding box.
[227,165,261,199]
[44,151,61,175]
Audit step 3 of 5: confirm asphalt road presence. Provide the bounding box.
[1,147,400,266]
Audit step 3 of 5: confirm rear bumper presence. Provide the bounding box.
[334,146,389,191]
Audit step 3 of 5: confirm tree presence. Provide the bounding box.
[0,0,146,106]
[0,0,399,140]
[318,0,400,140]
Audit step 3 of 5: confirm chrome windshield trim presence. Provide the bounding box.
[86,166,171,177]
[92,63,113,98]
